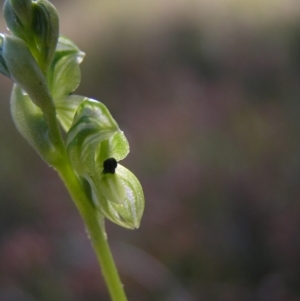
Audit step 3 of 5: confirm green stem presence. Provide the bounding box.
[57,162,128,301]
[42,103,66,156]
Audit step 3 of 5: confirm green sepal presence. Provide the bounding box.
[54,94,86,132]
[47,36,85,127]
[54,36,85,60]
[106,131,129,162]
[48,36,85,99]
[1,34,53,111]
[91,164,145,229]
[66,99,119,175]
[98,172,127,204]
[10,84,59,165]
[9,0,32,27]
[94,131,129,171]
[49,53,83,99]
[3,0,32,42]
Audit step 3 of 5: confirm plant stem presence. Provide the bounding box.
[57,162,128,301]
[43,104,66,155]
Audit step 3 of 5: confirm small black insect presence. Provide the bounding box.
[103,158,118,174]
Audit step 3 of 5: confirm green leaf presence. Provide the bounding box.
[91,164,145,229]
[66,99,119,175]
[10,84,59,165]
[55,94,86,132]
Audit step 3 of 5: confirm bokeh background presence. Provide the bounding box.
[1,0,300,300]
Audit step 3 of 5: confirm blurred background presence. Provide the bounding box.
[1,0,300,300]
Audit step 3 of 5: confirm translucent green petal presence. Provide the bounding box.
[99,173,127,204]
[108,131,129,162]
[55,36,84,58]
[48,36,84,98]
[92,164,145,229]
[66,99,119,175]
[95,131,130,170]
[49,53,82,98]
[55,94,85,132]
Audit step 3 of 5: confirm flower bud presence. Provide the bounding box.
[3,0,58,72]
[32,0,59,70]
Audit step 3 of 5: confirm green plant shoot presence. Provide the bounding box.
[0,1,145,300]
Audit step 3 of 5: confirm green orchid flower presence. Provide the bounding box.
[66,99,144,229]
